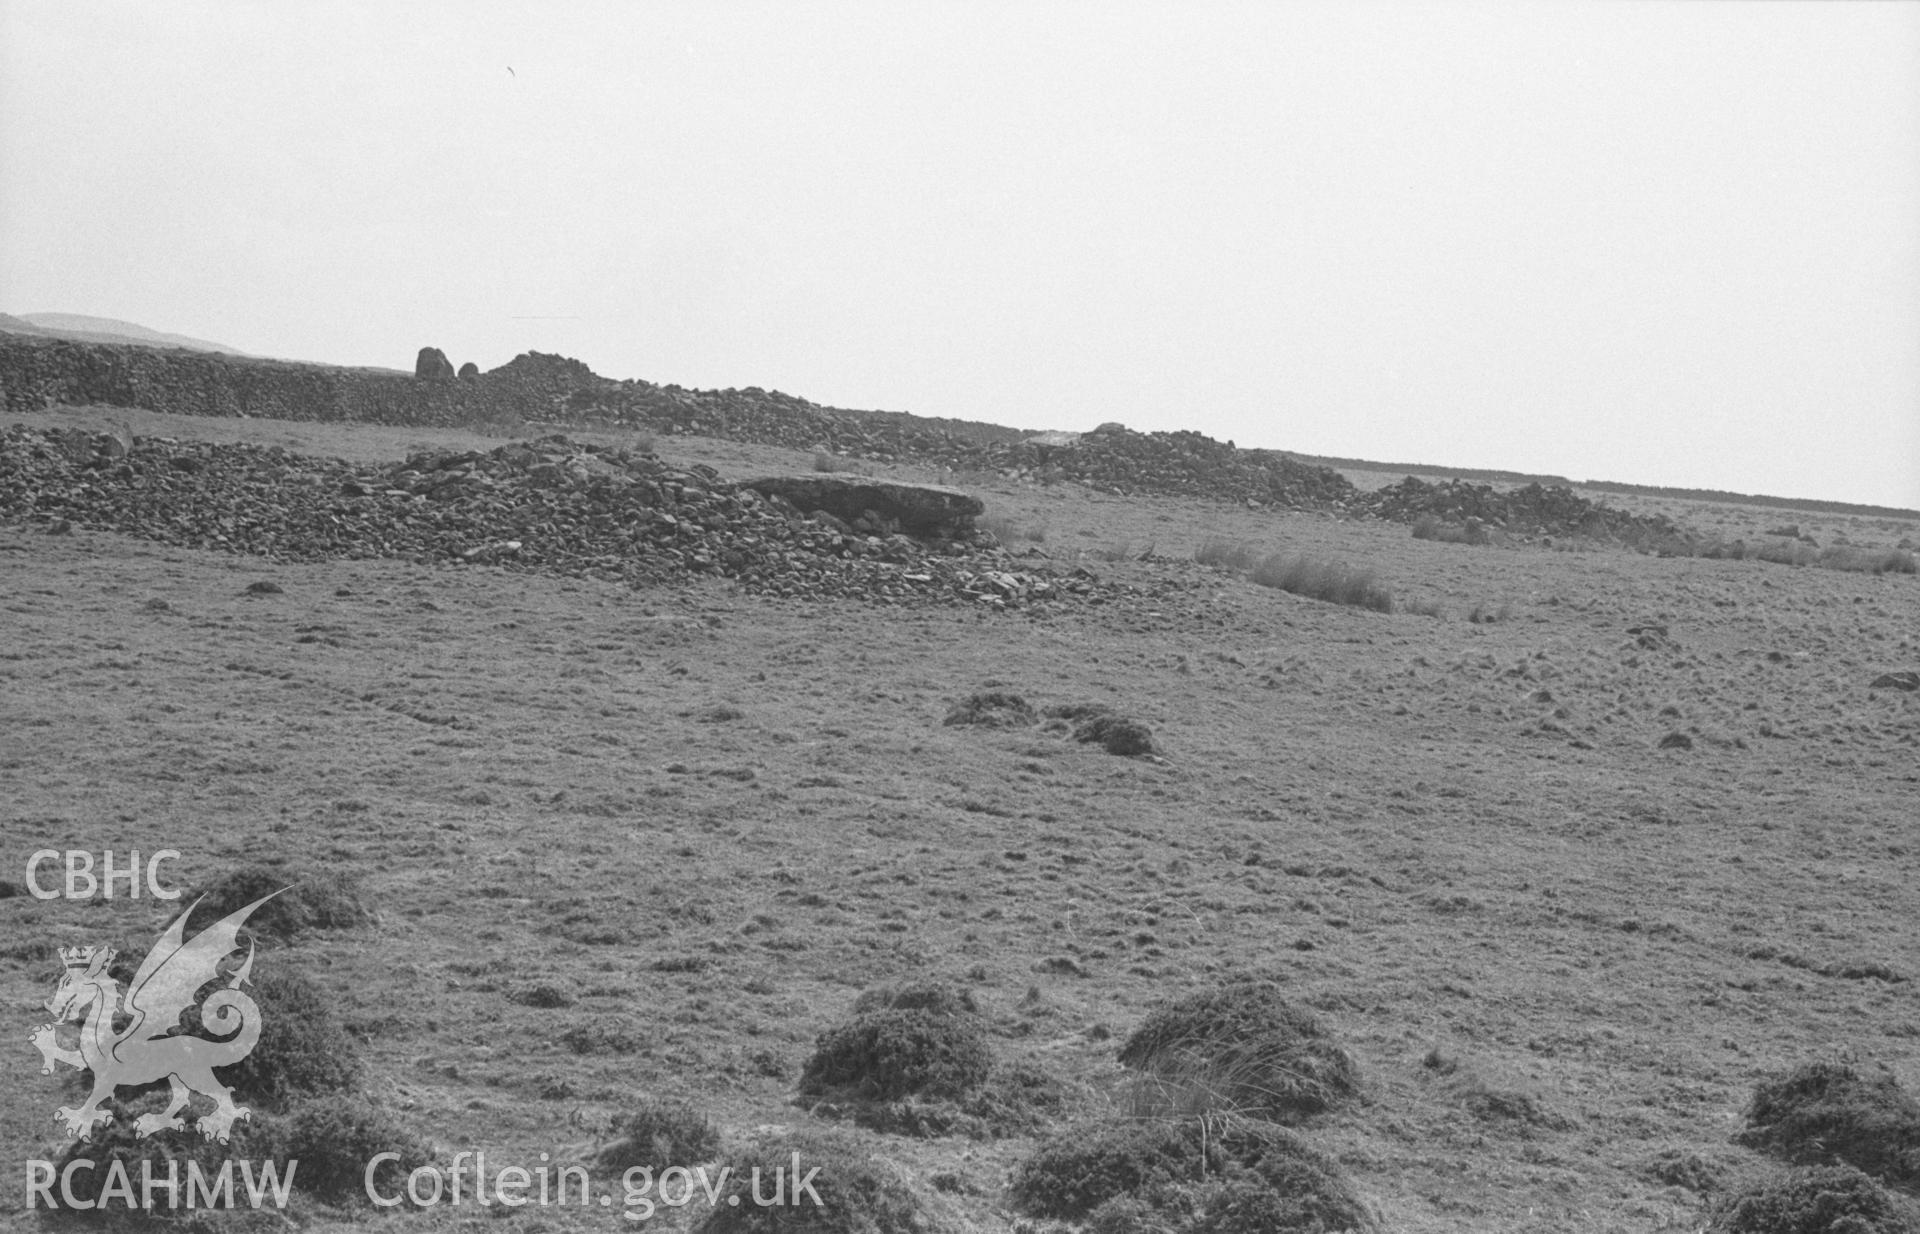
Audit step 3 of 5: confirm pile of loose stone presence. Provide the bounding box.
[1352,474,1687,542]
[0,426,1081,608]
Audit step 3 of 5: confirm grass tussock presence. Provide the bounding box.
[943,691,1037,729]
[594,1098,721,1174]
[1012,1117,1377,1232]
[811,450,868,475]
[1250,553,1394,614]
[1734,1059,1920,1189]
[1195,539,1260,572]
[980,513,1048,545]
[693,1129,960,1234]
[799,1008,994,1102]
[1410,513,1492,546]
[193,966,361,1104]
[1707,1163,1918,1234]
[183,864,375,941]
[1117,977,1361,1125]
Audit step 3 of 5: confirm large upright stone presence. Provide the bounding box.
[415,347,456,380]
[739,475,984,539]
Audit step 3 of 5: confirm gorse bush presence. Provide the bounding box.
[1249,554,1394,613]
[596,1098,721,1174]
[279,1095,434,1205]
[214,966,361,1104]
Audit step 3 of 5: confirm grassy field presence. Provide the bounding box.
[3,406,1918,1231]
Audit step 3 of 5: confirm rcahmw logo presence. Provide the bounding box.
[24,887,298,1212]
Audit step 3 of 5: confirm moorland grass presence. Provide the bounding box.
[1707,1163,1917,1234]
[1735,1060,1920,1189]
[1249,553,1394,613]
[1117,978,1361,1125]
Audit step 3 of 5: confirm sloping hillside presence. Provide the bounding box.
[2,311,250,356]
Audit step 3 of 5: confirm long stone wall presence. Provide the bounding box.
[0,330,1689,537]
[0,333,565,427]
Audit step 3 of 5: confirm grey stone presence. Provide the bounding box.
[738,475,984,539]
[415,347,456,380]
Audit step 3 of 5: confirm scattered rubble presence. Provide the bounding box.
[0,427,1082,609]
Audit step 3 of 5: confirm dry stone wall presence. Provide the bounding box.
[0,331,1685,542]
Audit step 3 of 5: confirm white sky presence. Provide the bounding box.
[3,3,1916,507]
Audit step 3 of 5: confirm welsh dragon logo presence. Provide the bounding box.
[30,890,284,1143]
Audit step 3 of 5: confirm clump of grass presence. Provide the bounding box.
[595,1098,721,1174]
[1091,541,1144,563]
[1195,539,1259,571]
[1117,977,1361,1125]
[1819,545,1917,575]
[1012,1117,1376,1231]
[212,966,362,1104]
[277,1095,434,1205]
[1073,714,1157,757]
[1753,539,1818,567]
[693,1129,961,1234]
[1410,514,1491,546]
[980,513,1048,545]
[183,865,374,941]
[811,450,866,474]
[852,979,982,1018]
[41,1091,274,1210]
[1707,1163,1917,1234]
[799,1008,994,1102]
[1249,554,1393,613]
[943,691,1037,728]
[1734,1059,1920,1188]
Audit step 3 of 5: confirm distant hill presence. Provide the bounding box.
[0,312,250,356]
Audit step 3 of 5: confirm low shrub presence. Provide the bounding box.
[1249,554,1393,613]
[1073,714,1157,757]
[942,692,1037,729]
[39,1091,277,1210]
[799,1009,993,1102]
[1707,1163,1916,1234]
[279,1094,433,1205]
[213,966,361,1104]
[183,865,374,941]
[1735,1060,1920,1189]
[692,1129,960,1234]
[595,1098,721,1174]
[1117,977,1361,1124]
[851,980,981,1018]
[1013,1118,1374,1231]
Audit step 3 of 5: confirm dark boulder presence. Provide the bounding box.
[739,475,984,539]
[414,347,456,380]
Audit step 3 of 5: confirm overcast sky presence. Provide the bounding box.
[3,3,1916,507]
